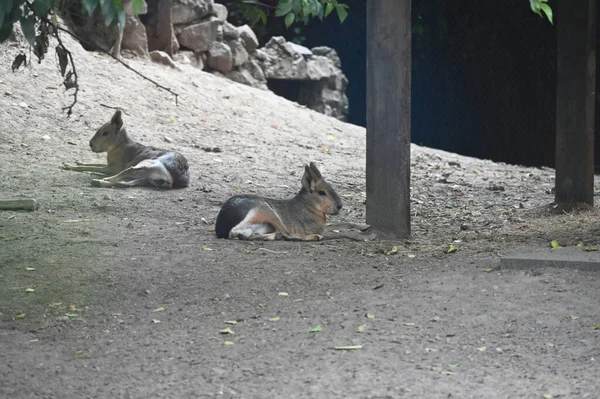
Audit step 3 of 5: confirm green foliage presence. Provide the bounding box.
[529,0,553,24]
[0,0,147,45]
[232,0,348,29]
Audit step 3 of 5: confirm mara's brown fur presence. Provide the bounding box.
[62,110,190,189]
[215,162,343,241]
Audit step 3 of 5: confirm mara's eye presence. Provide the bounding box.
[101,131,109,136]
[318,191,327,196]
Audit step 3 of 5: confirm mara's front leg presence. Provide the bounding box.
[61,162,111,175]
[281,233,324,241]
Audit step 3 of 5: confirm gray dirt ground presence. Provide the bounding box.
[1,29,600,399]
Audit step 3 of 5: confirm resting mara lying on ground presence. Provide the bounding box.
[215,162,368,241]
[62,110,190,189]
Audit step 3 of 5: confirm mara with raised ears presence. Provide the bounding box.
[62,110,190,189]
[215,162,343,241]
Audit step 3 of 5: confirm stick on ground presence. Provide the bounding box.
[0,199,38,211]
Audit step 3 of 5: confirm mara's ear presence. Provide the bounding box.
[110,109,124,130]
[301,164,316,192]
[309,162,322,179]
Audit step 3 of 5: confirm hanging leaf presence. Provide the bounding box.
[284,12,295,28]
[11,53,26,71]
[132,0,145,15]
[325,2,334,17]
[55,45,68,76]
[275,0,293,17]
[82,0,98,15]
[335,4,348,23]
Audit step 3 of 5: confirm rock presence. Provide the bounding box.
[312,46,341,68]
[253,48,267,61]
[177,17,220,52]
[213,3,228,22]
[288,42,312,56]
[150,50,180,69]
[172,0,214,25]
[223,21,239,41]
[122,15,149,57]
[216,22,223,42]
[260,36,308,80]
[228,39,248,67]
[207,42,233,73]
[174,51,193,64]
[172,30,180,53]
[226,59,267,90]
[237,24,259,53]
[306,56,336,80]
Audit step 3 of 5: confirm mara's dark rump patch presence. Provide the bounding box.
[159,153,190,188]
[215,196,260,238]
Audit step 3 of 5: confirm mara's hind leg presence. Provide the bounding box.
[90,160,171,189]
[228,209,280,241]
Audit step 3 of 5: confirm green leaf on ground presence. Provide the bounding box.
[310,325,322,333]
[550,240,560,249]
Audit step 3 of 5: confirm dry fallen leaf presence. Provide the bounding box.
[153,307,166,312]
[403,322,416,326]
[220,328,234,335]
[269,316,280,322]
[366,313,375,319]
[425,348,438,353]
[356,325,366,333]
[25,267,36,271]
[224,320,238,325]
[224,341,235,345]
[477,346,487,352]
[278,292,289,297]
[152,319,161,324]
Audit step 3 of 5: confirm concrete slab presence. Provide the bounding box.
[501,246,600,271]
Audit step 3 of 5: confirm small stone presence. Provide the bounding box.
[42,135,51,141]
[495,347,503,353]
[19,102,28,108]
[164,136,174,143]
[4,91,12,96]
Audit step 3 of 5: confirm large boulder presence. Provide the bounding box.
[172,0,215,25]
[207,42,233,73]
[121,15,149,57]
[237,24,259,53]
[223,21,240,41]
[177,17,220,52]
[213,3,228,22]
